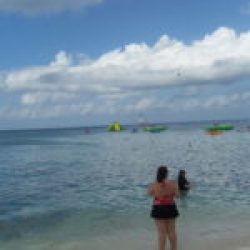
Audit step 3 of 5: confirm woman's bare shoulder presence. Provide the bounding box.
[148,182,157,189]
[166,179,177,185]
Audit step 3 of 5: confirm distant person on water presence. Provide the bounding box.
[148,166,179,250]
[178,169,190,191]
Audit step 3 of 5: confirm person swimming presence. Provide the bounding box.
[178,169,190,191]
[148,166,179,250]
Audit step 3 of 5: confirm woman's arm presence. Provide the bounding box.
[147,184,154,196]
[173,181,180,198]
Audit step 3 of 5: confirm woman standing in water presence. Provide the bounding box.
[148,166,179,250]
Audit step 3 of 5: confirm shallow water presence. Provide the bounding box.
[0,122,250,249]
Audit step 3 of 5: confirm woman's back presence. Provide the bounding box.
[148,166,179,250]
[149,180,179,199]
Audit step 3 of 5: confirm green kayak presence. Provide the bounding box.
[143,126,168,132]
[206,124,234,131]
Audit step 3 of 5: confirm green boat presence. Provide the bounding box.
[206,123,234,131]
[143,126,167,133]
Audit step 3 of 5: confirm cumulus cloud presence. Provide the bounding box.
[0,102,96,119]
[123,92,250,114]
[2,27,250,98]
[124,98,157,112]
[178,92,250,111]
[1,26,250,120]
[0,0,103,15]
[21,91,77,105]
[1,90,250,120]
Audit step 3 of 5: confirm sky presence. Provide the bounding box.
[1,0,250,129]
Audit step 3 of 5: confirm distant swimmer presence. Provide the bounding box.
[84,127,91,134]
[178,169,191,191]
[131,127,138,133]
[148,166,179,250]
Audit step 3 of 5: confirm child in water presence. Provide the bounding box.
[178,170,190,191]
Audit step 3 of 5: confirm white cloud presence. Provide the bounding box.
[182,99,200,110]
[1,90,250,120]
[124,92,250,113]
[184,86,200,96]
[2,27,250,97]
[21,91,77,105]
[50,51,72,67]
[124,98,156,112]
[0,0,103,15]
[134,98,156,110]
[180,92,250,111]
[1,26,250,121]
[1,102,96,119]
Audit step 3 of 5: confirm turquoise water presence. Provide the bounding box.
[0,122,250,250]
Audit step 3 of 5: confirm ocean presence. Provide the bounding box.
[0,120,250,250]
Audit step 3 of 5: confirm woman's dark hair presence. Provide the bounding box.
[156,166,168,183]
[178,170,186,178]
[179,169,186,175]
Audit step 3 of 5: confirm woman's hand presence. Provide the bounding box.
[147,184,154,196]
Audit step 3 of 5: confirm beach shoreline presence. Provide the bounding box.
[1,227,250,250]
[182,234,250,250]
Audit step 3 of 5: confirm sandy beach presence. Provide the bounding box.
[1,227,250,250]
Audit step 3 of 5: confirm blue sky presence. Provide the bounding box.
[1,0,250,129]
